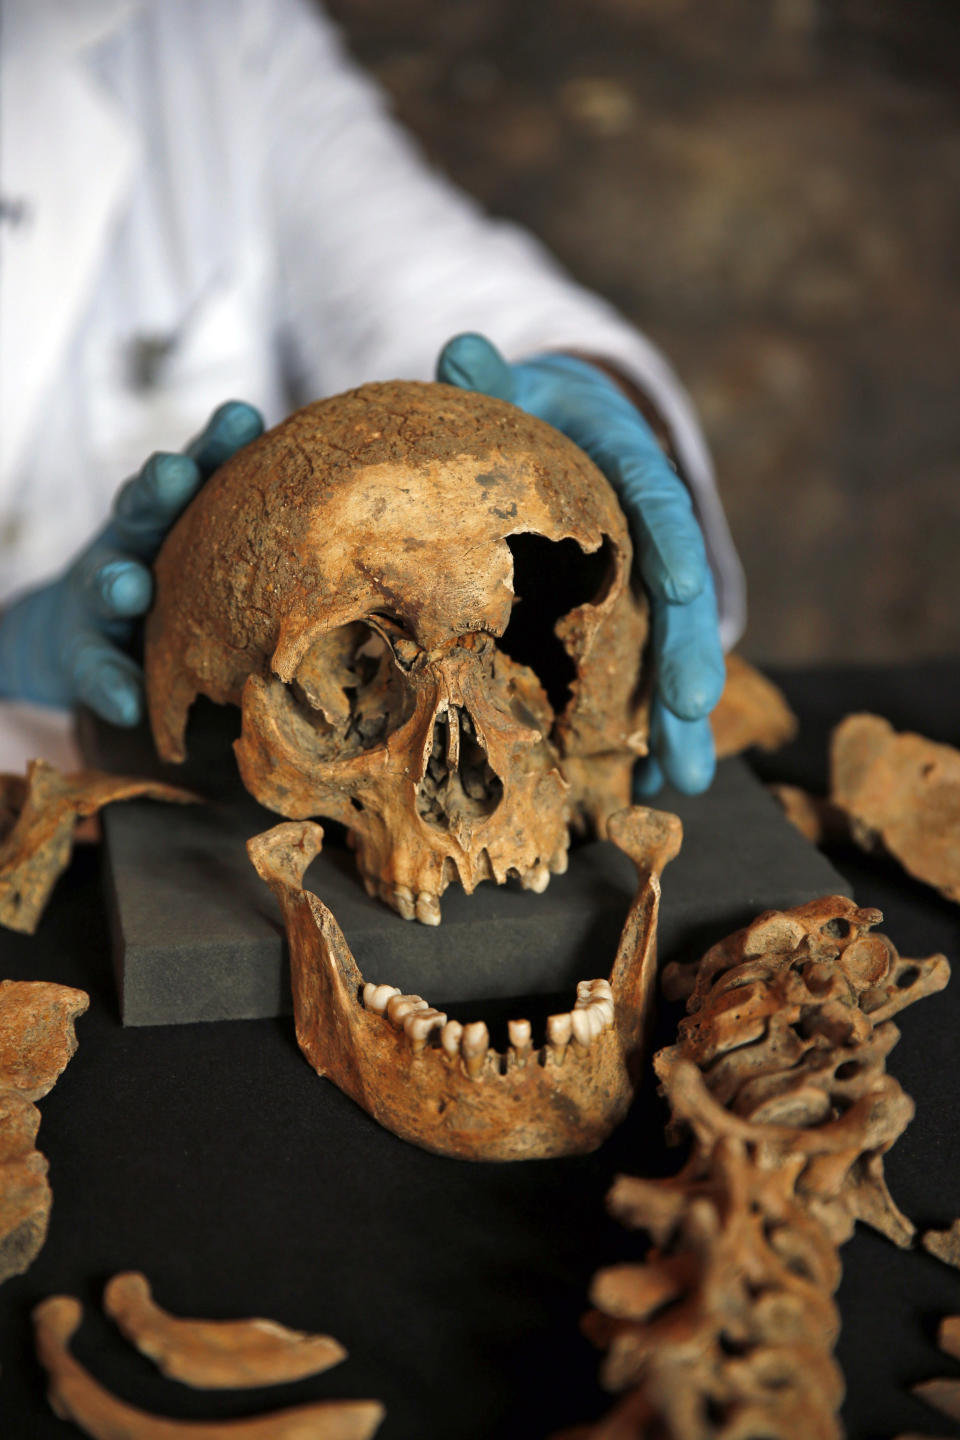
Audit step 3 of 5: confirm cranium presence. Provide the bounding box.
[146,381,650,922]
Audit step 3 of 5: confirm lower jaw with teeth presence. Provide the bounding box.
[248,809,681,1161]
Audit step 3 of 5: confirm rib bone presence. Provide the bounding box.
[34,1295,385,1439]
[103,1273,347,1389]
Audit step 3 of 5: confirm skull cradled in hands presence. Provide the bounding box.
[145,381,651,924]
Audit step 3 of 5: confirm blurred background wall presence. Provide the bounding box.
[324,0,960,667]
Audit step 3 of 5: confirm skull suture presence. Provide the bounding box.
[146,381,651,922]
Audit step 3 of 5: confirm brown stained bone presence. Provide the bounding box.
[910,1314,960,1427]
[0,759,197,934]
[34,1296,384,1440]
[769,783,850,848]
[147,381,651,924]
[922,1220,960,1270]
[0,981,89,1283]
[247,805,682,1161]
[580,1125,845,1440]
[570,898,948,1439]
[660,895,949,1245]
[710,653,798,759]
[103,1272,347,1389]
[831,713,960,903]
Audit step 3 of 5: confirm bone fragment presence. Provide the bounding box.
[915,1378,960,1424]
[570,896,949,1439]
[911,1315,960,1426]
[830,713,960,903]
[0,981,88,1283]
[0,760,196,934]
[770,782,850,848]
[710,652,798,758]
[922,1219,960,1270]
[102,1273,347,1389]
[35,1296,384,1440]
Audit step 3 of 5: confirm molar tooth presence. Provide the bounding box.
[571,1008,597,1047]
[576,978,612,1005]
[441,1019,463,1059]
[591,996,615,1028]
[508,1018,532,1064]
[393,885,415,921]
[416,891,441,926]
[461,1021,490,1079]
[522,863,550,894]
[572,1006,607,1046]
[404,1008,448,1053]
[546,1012,572,1062]
[362,983,401,1014]
[385,993,428,1028]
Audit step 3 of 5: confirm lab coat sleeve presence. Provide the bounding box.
[249,0,745,648]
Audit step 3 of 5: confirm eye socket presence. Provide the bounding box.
[368,611,421,669]
[291,619,414,758]
[499,533,615,717]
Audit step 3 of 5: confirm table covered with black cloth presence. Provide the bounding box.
[1,661,959,1440]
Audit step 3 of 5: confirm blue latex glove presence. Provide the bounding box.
[436,334,724,795]
[0,401,263,726]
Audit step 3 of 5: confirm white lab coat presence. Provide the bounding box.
[1,0,744,637]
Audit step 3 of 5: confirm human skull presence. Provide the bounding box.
[146,381,650,922]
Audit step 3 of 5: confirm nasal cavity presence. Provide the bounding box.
[416,707,504,832]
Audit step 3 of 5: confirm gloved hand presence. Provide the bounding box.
[0,401,263,726]
[436,334,724,795]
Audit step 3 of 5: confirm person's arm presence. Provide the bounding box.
[251,0,743,651]
[0,403,262,724]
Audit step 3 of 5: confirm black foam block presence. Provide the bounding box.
[79,702,851,1027]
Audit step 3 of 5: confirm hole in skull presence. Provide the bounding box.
[417,707,504,831]
[500,533,615,718]
[291,620,413,758]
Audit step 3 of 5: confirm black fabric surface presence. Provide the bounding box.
[1,661,959,1439]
